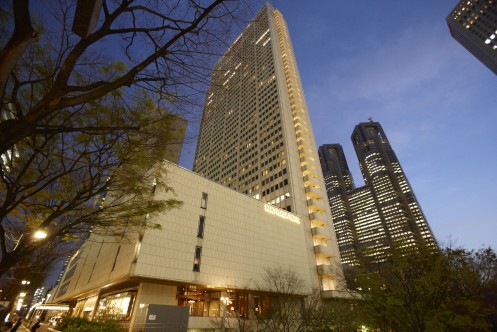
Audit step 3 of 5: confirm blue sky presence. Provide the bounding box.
[180,1,497,251]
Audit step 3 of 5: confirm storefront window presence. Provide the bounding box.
[96,291,136,321]
[177,287,254,319]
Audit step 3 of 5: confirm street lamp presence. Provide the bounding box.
[33,230,47,239]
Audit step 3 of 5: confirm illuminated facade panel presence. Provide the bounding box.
[319,121,437,271]
[193,4,344,293]
[446,0,497,75]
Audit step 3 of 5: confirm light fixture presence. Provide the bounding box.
[33,230,48,239]
[220,296,232,305]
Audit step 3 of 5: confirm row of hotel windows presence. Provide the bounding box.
[261,179,288,197]
[261,168,287,185]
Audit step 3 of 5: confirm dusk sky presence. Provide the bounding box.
[179,1,497,251]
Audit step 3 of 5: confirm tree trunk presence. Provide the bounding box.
[0,0,37,104]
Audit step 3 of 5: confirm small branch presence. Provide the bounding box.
[33,125,141,135]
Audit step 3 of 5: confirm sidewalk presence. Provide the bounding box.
[19,322,56,332]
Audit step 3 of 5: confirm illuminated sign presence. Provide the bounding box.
[264,204,300,223]
[35,305,70,311]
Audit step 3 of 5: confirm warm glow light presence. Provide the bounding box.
[34,230,48,239]
[220,297,232,305]
[36,305,69,311]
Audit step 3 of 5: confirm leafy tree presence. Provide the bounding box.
[353,246,497,332]
[0,91,185,277]
[320,300,365,332]
[0,0,251,277]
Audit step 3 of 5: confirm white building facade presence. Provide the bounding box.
[52,162,313,330]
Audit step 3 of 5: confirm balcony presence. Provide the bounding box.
[309,212,327,227]
[294,122,308,132]
[311,227,329,240]
[317,264,333,277]
[301,162,316,172]
[314,245,332,258]
[308,201,325,214]
[295,131,310,141]
[299,151,315,162]
[312,227,329,246]
[303,175,319,188]
[298,143,313,154]
[306,188,322,200]
[302,168,318,179]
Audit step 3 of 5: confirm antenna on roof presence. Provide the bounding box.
[368,116,373,122]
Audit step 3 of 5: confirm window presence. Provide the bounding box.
[197,216,205,238]
[201,193,208,209]
[193,246,202,272]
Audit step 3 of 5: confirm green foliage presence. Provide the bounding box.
[353,246,497,332]
[321,300,365,332]
[0,85,185,276]
[0,0,238,278]
[56,317,121,332]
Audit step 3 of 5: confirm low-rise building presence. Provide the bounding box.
[52,162,315,330]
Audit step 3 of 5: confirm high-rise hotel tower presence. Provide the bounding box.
[193,4,344,293]
[447,0,497,75]
[319,121,437,272]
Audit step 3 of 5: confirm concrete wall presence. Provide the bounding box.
[54,162,313,304]
[131,162,312,290]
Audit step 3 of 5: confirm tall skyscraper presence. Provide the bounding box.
[446,0,497,75]
[194,4,344,293]
[319,121,437,271]
[318,144,359,269]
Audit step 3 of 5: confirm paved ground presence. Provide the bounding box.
[19,322,54,332]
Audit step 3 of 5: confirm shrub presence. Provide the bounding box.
[56,317,121,332]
